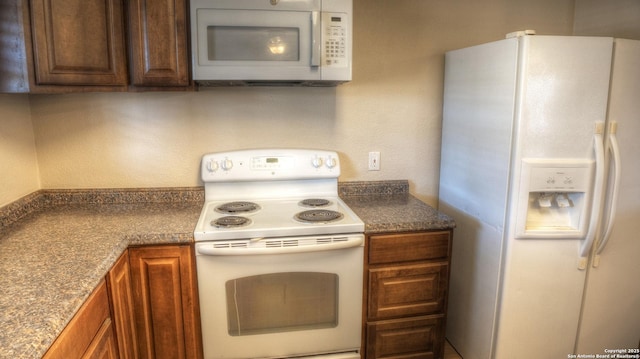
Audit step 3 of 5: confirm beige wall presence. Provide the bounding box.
[0,94,39,206]
[574,0,640,39]
[26,0,575,207]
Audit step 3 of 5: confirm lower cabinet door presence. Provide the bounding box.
[129,244,203,359]
[366,316,445,359]
[106,250,138,359]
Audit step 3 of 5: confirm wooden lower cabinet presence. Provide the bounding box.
[43,280,118,359]
[364,231,452,359]
[129,244,203,359]
[44,244,202,359]
[366,316,445,359]
[106,250,139,359]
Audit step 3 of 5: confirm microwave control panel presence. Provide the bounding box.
[322,12,348,67]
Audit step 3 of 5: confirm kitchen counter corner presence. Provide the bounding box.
[339,180,455,233]
[0,188,203,359]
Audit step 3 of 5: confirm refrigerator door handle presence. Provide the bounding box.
[579,131,605,269]
[593,124,621,267]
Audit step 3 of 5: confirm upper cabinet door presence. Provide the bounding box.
[29,0,127,86]
[128,0,190,86]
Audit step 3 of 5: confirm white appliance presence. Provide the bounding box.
[439,33,640,359]
[190,0,352,86]
[194,149,364,359]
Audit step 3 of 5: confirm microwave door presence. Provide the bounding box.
[195,9,319,81]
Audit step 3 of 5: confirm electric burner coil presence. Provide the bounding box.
[211,216,252,228]
[294,209,344,224]
[215,201,261,214]
[298,198,332,208]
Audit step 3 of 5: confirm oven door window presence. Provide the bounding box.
[225,272,338,336]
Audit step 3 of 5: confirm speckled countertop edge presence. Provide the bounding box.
[0,187,204,229]
[338,179,410,197]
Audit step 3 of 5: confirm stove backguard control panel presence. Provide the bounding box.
[201,149,341,182]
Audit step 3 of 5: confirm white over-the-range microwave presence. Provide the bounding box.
[190,0,352,86]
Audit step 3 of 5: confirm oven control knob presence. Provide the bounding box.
[206,160,219,172]
[221,159,233,171]
[311,156,324,168]
[325,156,337,169]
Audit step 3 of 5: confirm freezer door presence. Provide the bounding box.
[439,37,519,359]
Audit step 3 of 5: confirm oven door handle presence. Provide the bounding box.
[196,235,364,256]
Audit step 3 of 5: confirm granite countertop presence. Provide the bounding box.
[0,181,454,359]
[340,180,456,233]
[0,188,203,359]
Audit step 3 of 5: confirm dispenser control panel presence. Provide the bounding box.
[515,159,594,239]
[527,164,592,192]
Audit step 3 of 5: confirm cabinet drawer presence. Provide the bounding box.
[368,262,448,320]
[366,316,444,359]
[368,232,450,265]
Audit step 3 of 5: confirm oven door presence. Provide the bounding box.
[195,234,364,359]
[192,7,320,82]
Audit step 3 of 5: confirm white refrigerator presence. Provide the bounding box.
[438,34,640,359]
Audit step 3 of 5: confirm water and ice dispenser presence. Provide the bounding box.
[515,159,594,239]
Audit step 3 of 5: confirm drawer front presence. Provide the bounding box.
[366,316,444,359]
[368,232,450,265]
[368,262,448,320]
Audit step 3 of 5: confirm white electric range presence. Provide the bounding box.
[193,149,365,359]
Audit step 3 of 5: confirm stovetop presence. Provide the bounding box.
[194,196,364,241]
[194,149,364,241]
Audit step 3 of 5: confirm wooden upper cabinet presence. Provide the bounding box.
[29,0,128,86]
[128,0,190,86]
[5,0,192,92]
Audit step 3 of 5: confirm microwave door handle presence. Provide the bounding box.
[311,11,321,67]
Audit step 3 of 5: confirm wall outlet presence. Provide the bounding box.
[368,151,380,171]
